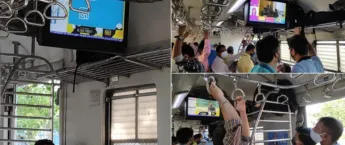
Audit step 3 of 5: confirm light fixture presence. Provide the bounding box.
[172,92,189,108]
[227,0,246,14]
[216,21,224,26]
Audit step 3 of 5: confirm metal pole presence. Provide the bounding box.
[51,79,54,141]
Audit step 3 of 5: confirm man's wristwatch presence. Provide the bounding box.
[175,36,185,41]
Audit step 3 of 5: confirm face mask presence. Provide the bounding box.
[310,129,325,143]
[221,51,228,58]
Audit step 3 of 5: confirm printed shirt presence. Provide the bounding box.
[175,58,205,73]
[191,40,211,71]
[223,119,251,145]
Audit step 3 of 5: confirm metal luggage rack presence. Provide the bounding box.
[39,39,171,84]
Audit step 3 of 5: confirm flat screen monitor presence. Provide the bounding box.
[185,97,220,120]
[246,0,287,28]
[37,0,129,54]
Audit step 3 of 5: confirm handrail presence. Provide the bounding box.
[43,1,68,20]
[69,0,91,14]
[231,78,245,100]
[254,83,265,103]
[332,78,345,92]
[202,0,230,7]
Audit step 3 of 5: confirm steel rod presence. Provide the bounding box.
[254,138,291,143]
[9,79,59,85]
[0,127,51,131]
[262,110,294,115]
[259,120,290,123]
[51,80,54,141]
[256,129,290,133]
[0,139,36,142]
[4,91,52,97]
[0,103,52,108]
[0,115,51,120]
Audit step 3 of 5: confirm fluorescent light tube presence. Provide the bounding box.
[227,0,246,14]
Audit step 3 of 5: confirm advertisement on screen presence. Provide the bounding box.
[249,0,286,25]
[49,0,125,42]
[187,97,220,117]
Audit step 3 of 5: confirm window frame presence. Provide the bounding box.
[105,84,158,145]
[280,40,343,73]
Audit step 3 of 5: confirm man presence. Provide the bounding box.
[172,25,206,73]
[226,44,245,69]
[176,128,194,145]
[313,117,343,145]
[238,44,255,73]
[288,28,324,73]
[35,139,54,145]
[208,44,218,72]
[208,102,216,116]
[251,35,280,73]
[211,45,230,73]
[208,82,250,145]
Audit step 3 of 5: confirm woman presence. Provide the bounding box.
[292,127,319,145]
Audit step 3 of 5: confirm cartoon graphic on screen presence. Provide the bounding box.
[208,102,216,116]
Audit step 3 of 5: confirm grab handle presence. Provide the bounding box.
[69,0,91,14]
[314,74,336,86]
[231,78,245,100]
[0,1,13,19]
[10,0,29,11]
[323,87,332,99]
[43,1,68,20]
[303,85,312,103]
[24,0,45,27]
[277,94,289,104]
[254,83,265,103]
[200,5,222,17]
[5,17,28,33]
[39,0,54,3]
[332,78,345,92]
[202,0,230,7]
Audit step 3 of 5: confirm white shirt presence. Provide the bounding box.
[212,56,230,73]
[226,47,246,67]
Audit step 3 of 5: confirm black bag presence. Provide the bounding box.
[286,2,306,29]
[253,79,299,116]
[306,10,345,26]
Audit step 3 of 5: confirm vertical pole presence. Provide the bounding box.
[135,90,138,142]
[51,80,54,141]
[336,41,341,72]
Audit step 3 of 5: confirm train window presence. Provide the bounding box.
[280,41,292,62]
[316,41,338,72]
[339,41,345,72]
[109,85,157,144]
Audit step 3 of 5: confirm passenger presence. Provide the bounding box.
[176,127,194,145]
[277,63,292,73]
[292,127,319,145]
[212,45,230,73]
[238,44,255,73]
[208,82,250,145]
[313,117,343,145]
[193,134,203,145]
[288,28,324,73]
[226,40,246,70]
[35,139,54,145]
[200,126,209,142]
[197,38,211,71]
[172,25,205,73]
[208,44,218,72]
[172,136,178,145]
[251,35,280,73]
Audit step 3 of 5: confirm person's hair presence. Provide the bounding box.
[281,63,291,73]
[318,117,344,142]
[227,46,234,54]
[176,128,194,144]
[172,136,178,144]
[256,35,280,63]
[295,127,317,145]
[35,139,54,145]
[213,44,218,48]
[246,44,255,52]
[288,35,309,56]
[194,133,202,140]
[182,44,196,58]
[194,42,199,46]
[216,45,226,53]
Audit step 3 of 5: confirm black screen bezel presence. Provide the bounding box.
[185,96,221,121]
[37,1,129,54]
[245,0,287,29]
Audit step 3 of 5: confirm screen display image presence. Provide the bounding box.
[187,97,220,117]
[50,0,125,42]
[249,0,286,25]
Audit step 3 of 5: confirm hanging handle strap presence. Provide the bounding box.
[254,83,265,103]
[0,1,13,19]
[231,78,245,100]
[24,0,46,27]
[69,0,91,14]
[43,1,68,20]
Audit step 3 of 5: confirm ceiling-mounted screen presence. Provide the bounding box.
[246,0,287,28]
[185,97,220,120]
[38,0,129,54]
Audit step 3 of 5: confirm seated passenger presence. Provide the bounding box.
[208,82,250,145]
[251,35,280,73]
[35,139,54,145]
[212,45,230,73]
[172,25,205,73]
[292,127,319,145]
[238,44,255,73]
[313,117,343,145]
[288,28,324,73]
[176,127,194,145]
